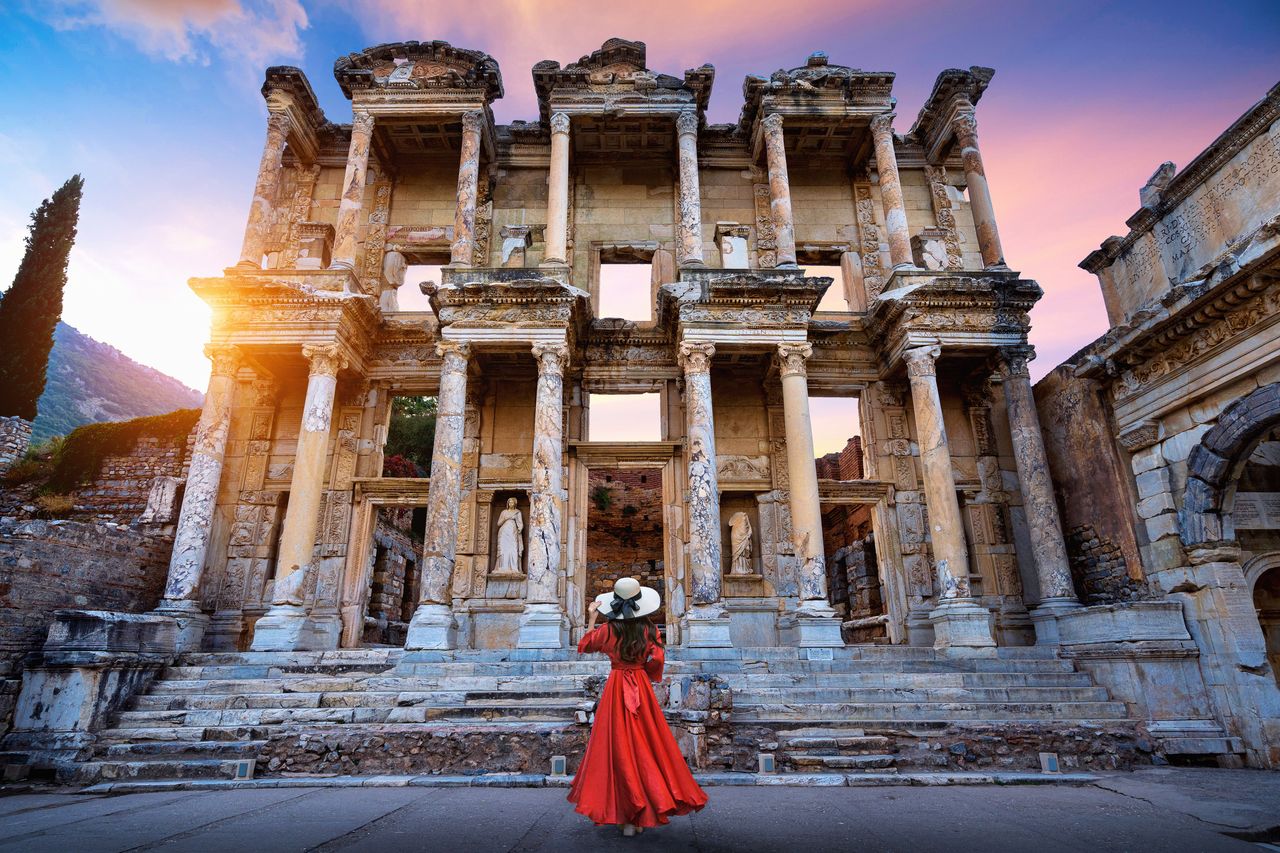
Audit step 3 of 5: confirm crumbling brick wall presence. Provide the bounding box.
[815,436,863,480]
[73,432,195,523]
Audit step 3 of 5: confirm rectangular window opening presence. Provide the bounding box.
[810,396,862,480]
[598,263,654,321]
[588,393,662,442]
[397,264,442,312]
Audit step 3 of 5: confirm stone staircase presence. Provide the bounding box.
[54,645,1145,784]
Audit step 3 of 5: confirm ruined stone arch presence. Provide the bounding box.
[1180,382,1280,547]
[1243,552,1280,595]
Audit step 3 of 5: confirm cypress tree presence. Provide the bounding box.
[0,175,84,421]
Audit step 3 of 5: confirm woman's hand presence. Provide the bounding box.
[587,600,600,615]
[586,599,600,631]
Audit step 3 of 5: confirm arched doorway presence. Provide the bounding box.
[1234,424,1280,685]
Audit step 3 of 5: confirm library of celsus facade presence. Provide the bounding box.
[162,39,1068,657]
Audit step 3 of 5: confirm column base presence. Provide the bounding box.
[682,605,732,648]
[780,600,845,647]
[249,604,338,651]
[1029,598,1083,646]
[516,603,569,649]
[404,603,457,651]
[929,599,996,650]
[153,599,210,654]
[204,610,245,651]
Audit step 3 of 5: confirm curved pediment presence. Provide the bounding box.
[335,40,503,102]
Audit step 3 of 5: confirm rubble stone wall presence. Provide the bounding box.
[74,433,195,523]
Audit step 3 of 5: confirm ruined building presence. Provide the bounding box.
[3,41,1278,782]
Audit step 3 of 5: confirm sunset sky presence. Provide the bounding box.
[1,0,1277,417]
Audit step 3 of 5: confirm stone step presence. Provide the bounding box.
[780,735,893,752]
[722,672,1095,688]
[147,675,596,696]
[99,739,266,759]
[134,688,589,711]
[733,701,1131,722]
[113,701,588,729]
[788,754,897,770]
[96,720,574,744]
[71,758,242,783]
[733,686,1111,704]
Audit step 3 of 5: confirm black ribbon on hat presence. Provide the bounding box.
[609,590,642,619]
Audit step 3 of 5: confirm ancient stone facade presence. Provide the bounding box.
[9,40,1278,782]
[1036,81,1280,767]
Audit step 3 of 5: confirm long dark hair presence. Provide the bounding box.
[608,615,661,663]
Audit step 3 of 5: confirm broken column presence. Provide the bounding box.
[952,112,1005,268]
[251,343,346,651]
[518,342,570,648]
[405,341,472,649]
[776,342,843,646]
[153,344,241,652]
[680,341,730,647]
[903,344,995,649]
[869,113,913,269]
[675,111,705,268]
[450,110,484,266]
[761,113,797,267]
[542,112,571,266]
[329,110,375,272]
[237,105,291,268]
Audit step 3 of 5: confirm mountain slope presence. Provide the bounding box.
[30,322,203,442]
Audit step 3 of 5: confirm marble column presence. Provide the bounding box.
[675,112,705,268]
[903,344,994,648]
[761,113,797,267]
[154,344,241,652]
[542,112,571,266]
[679,341,730,647]
[998,346,1080,642]
[776,343,843,646]
[519,342,571,648]
[869,113,913,269]
[952,112,1005,268]
[238,110,291,268]
[251,343,347,651]
[330,110,375,272]
[405,341,472,650]
[450,110,484,267]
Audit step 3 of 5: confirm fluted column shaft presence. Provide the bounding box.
[953,112,1005,267]
[999,347,1079,604]
[903,345,972,598]
[272,344,347,605]
[680,342,723,607]
[543,112,571,266]
[776,343,828,603]
[330,110,375,271]
[526,343,567,605]
[675,112,704,268]
[238,111,291,268]
[419,342,471,605]
[761,113,797,267]
[450,111,484,266]
[160,345,241,607]
[870,113,912,269]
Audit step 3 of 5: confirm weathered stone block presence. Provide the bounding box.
[1134,466,1172,500]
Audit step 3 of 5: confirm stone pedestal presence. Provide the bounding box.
[929,600,996,650]
[761,113,797,267]
[405,342,471,651]
[542,112,571,266]
[152,599,210,655]
[330,110,374,271]
[404,603,457,650]
[518,343,570,649]
[785,601,846,648]
[683,608,733,648]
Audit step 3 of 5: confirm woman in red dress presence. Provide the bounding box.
[568,577,708,836]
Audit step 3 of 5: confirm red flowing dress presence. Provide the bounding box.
[567,623,708,827]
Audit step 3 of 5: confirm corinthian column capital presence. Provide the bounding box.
[775,342,813,378]
[265,110,293,138]
[678,341,716,375]
[903,344,942,378]
[951,111,979,148]
[351,110,375,135]
[676,111,699,138]
[997,345,1035,379]
[761,112,784,136]
[436,340,472,373]
[869,112,896,137]
[550,111,571,136]
[301,342,347,377]
[461,110,484,136]
[204,344,243,378]
[532,342,569,376]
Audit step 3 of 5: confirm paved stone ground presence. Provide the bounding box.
[0,768,1277,852]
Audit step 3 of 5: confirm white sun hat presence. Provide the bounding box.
[594,577,661,620]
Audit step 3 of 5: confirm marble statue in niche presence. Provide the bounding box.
[729,511,754,575]
[493,497,525,575]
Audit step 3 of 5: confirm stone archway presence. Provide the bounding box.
[1179,382,1280,547]
[1246,554,1280,688]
